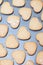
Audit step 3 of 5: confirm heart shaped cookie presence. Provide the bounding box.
[1,2,14,14]
[29,17,42,30]
[12,50,26,64]
[24,42,37,55]
[5,34,19,48]
[30,0,42,13]
[7,15,20,28]
[17,26,31,40]
[0,59,14,65]
[19,7,32,20]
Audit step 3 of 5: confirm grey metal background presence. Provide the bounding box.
[0,0,43,65]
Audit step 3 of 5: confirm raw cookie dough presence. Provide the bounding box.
[7,15,20,28]
[12,0,25,7]
[24,42,37,55]
[25,60,34,65]
[12,50,26,64]
[17,26,31,40]
[19,7,32,20]
[30,0,42,13]
[41,11,43,21]
[0,0,3,5]
[1,2,14,14]
[36,51,43,65]
[36,32,43,46]
[0,16,2,22]
[0,44,7,57]
[5,34,19,48]
[0,24,8,38]
[0,59,14,65]
[29,17,42,30]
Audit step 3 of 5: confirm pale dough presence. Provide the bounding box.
[0,24,8,38]
[24,42,37,55]
[12,0,25,7]
[29,17,42,30]
[12,50,26,64]
[19,7,32,20]
[1,2,14,14]
[7,15,20,28]
[36,32,43,46]
[30,0,42,13]
[0,44,7,57]
[17,26,31,40]
[36,51,43,65]
[5,34,19,48]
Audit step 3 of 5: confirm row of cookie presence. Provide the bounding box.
[0,14,43,29]
[0,1,43,21]
[0,10,43,23]
[0,44,43,65]
[0,59,34,65]
[0,0,26,7]
[0,24,43,46]
[0,0,43,13]
[0,60,34,65]
[0,34,43,55]
[0,57,43,65]
[7,15,43,29]
[0,33,43,56]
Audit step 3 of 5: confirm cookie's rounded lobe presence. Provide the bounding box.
[0,24,8,38]
[12,50,26,64]
[36,51,43,65]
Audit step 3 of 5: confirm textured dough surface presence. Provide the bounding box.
[30,0,42,12]
[7,15,20,28]
[0,24,8,38]
[29,17,42,30]
[17,26,31,40]
[1,2,14,14]
[24,42,37,55]
[12,0,25,7]
[0,59,14,65]
[25,60,34,65]
[12,50,26,64]
[5,34,19,48]
[0,44,7,57]
[36,51,43,65]
[19,8,32,20]
[36,32,43,46]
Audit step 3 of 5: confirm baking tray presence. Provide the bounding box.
[0,0,43,65]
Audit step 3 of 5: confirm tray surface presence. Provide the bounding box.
[0,0,43,65]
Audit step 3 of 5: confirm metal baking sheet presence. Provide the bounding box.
[0,0,43,65]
